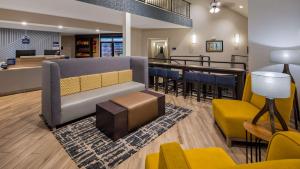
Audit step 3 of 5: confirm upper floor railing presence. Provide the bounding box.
[137,0,191,18]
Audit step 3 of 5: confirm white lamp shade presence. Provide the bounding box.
[251,71,291,99]
[270,50,300,64]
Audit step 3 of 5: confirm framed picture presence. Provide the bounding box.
[206,40,223,52]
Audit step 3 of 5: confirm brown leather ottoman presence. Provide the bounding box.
[96,90,165,141]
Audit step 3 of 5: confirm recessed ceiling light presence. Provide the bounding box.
[58,25,64,29]
[239,5,244,9]
[96,29,100,33]
[21,21,27,26]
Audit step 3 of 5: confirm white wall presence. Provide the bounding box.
[136,0,248,68]
[248,0,300,106]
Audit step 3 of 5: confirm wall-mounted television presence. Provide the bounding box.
[16,50,36,58]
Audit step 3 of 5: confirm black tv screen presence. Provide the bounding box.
[16,50,36,58]
[44,50,60,55]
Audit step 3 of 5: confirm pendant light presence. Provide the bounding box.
[210,0,221,14]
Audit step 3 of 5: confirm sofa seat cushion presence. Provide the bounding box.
[60,81,145,124]
[212,99,266,139]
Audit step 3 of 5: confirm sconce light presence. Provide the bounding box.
[234,33,241,49]
[192,34,197,44]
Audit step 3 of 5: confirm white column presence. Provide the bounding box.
[123,12,131,56]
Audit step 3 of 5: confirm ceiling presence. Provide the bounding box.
[0,0,186,32]
[0,20,114,35]
[0,0,247,35]
[221,0,248,17]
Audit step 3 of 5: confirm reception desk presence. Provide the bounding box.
[0,55,66,96]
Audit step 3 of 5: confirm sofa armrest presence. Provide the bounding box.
[130,56,148,88]
[42,61,61,128]
[158,142,191,169]
[266,131,300,161]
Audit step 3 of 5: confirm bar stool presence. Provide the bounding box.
[215,75,237,99]
[148,67,158,89]
[183,71,202,101]
[198,73,216,99]
[156,68,168,92]
[166,70,182,96]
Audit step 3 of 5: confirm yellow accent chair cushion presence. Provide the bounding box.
[101,71,118,87]
[145,132,300,169]
[212,74,296,146]
[266,131,300,161]
[118,69,133,84]
[80,74,102,92]
[145,143,236,169]
[60,77,81,96]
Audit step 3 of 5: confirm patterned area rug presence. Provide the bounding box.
[53,103,192,169]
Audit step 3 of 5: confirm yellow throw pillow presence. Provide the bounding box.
[60,77,80,96]
[102,71,118,87]
[80,74,102,92]
[118,69,133,84]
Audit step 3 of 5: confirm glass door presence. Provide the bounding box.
[100,37,113,57]
[114,42,123,56]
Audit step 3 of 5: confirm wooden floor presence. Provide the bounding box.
[0,90,251,169]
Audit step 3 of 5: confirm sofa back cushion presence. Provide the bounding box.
[54,57,130,78]
[102,71,118,87]
[80,74,102,92]
[119,69,133,84]
[60,77,80,96]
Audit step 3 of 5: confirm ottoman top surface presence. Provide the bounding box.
[111,92,157,109]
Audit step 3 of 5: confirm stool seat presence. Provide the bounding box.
[215,75,236,87]
[198,73,216,84]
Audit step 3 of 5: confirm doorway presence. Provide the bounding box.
[147,38,169,59]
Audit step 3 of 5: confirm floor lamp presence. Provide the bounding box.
[271,50,300,129]
[251,71,291,133]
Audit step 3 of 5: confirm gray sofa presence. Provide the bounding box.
[42,56,148,128]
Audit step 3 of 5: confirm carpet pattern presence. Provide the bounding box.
[53,103,192,169]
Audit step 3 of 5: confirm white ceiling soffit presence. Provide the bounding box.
[221,0,248,17]
[0,20,115,35]
[0,0,186,29]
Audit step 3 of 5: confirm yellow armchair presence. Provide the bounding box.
[145,131,300,169]
[212,74,296,146]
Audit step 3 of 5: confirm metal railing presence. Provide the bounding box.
[137,0,191,18]
[170,55,211,66]
[149,58,247,71]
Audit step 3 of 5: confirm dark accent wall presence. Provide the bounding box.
[77,0,192,27]
[0,28,60,60]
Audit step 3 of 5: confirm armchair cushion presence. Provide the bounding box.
[225,159,300,169]
[185,148,235,169]
[266,131,300,161]
[145,143,236,169]
[212,99,264,139]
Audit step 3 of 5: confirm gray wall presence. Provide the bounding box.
[248,0,300,106]
[0,28,60,60]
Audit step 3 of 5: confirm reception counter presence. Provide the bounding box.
[0,55,66,96]
[0,66,42,96]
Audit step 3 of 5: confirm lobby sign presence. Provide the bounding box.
[21,35,30,44]
[52,42,60,50]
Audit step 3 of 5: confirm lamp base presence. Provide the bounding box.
[252,98,288,134]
